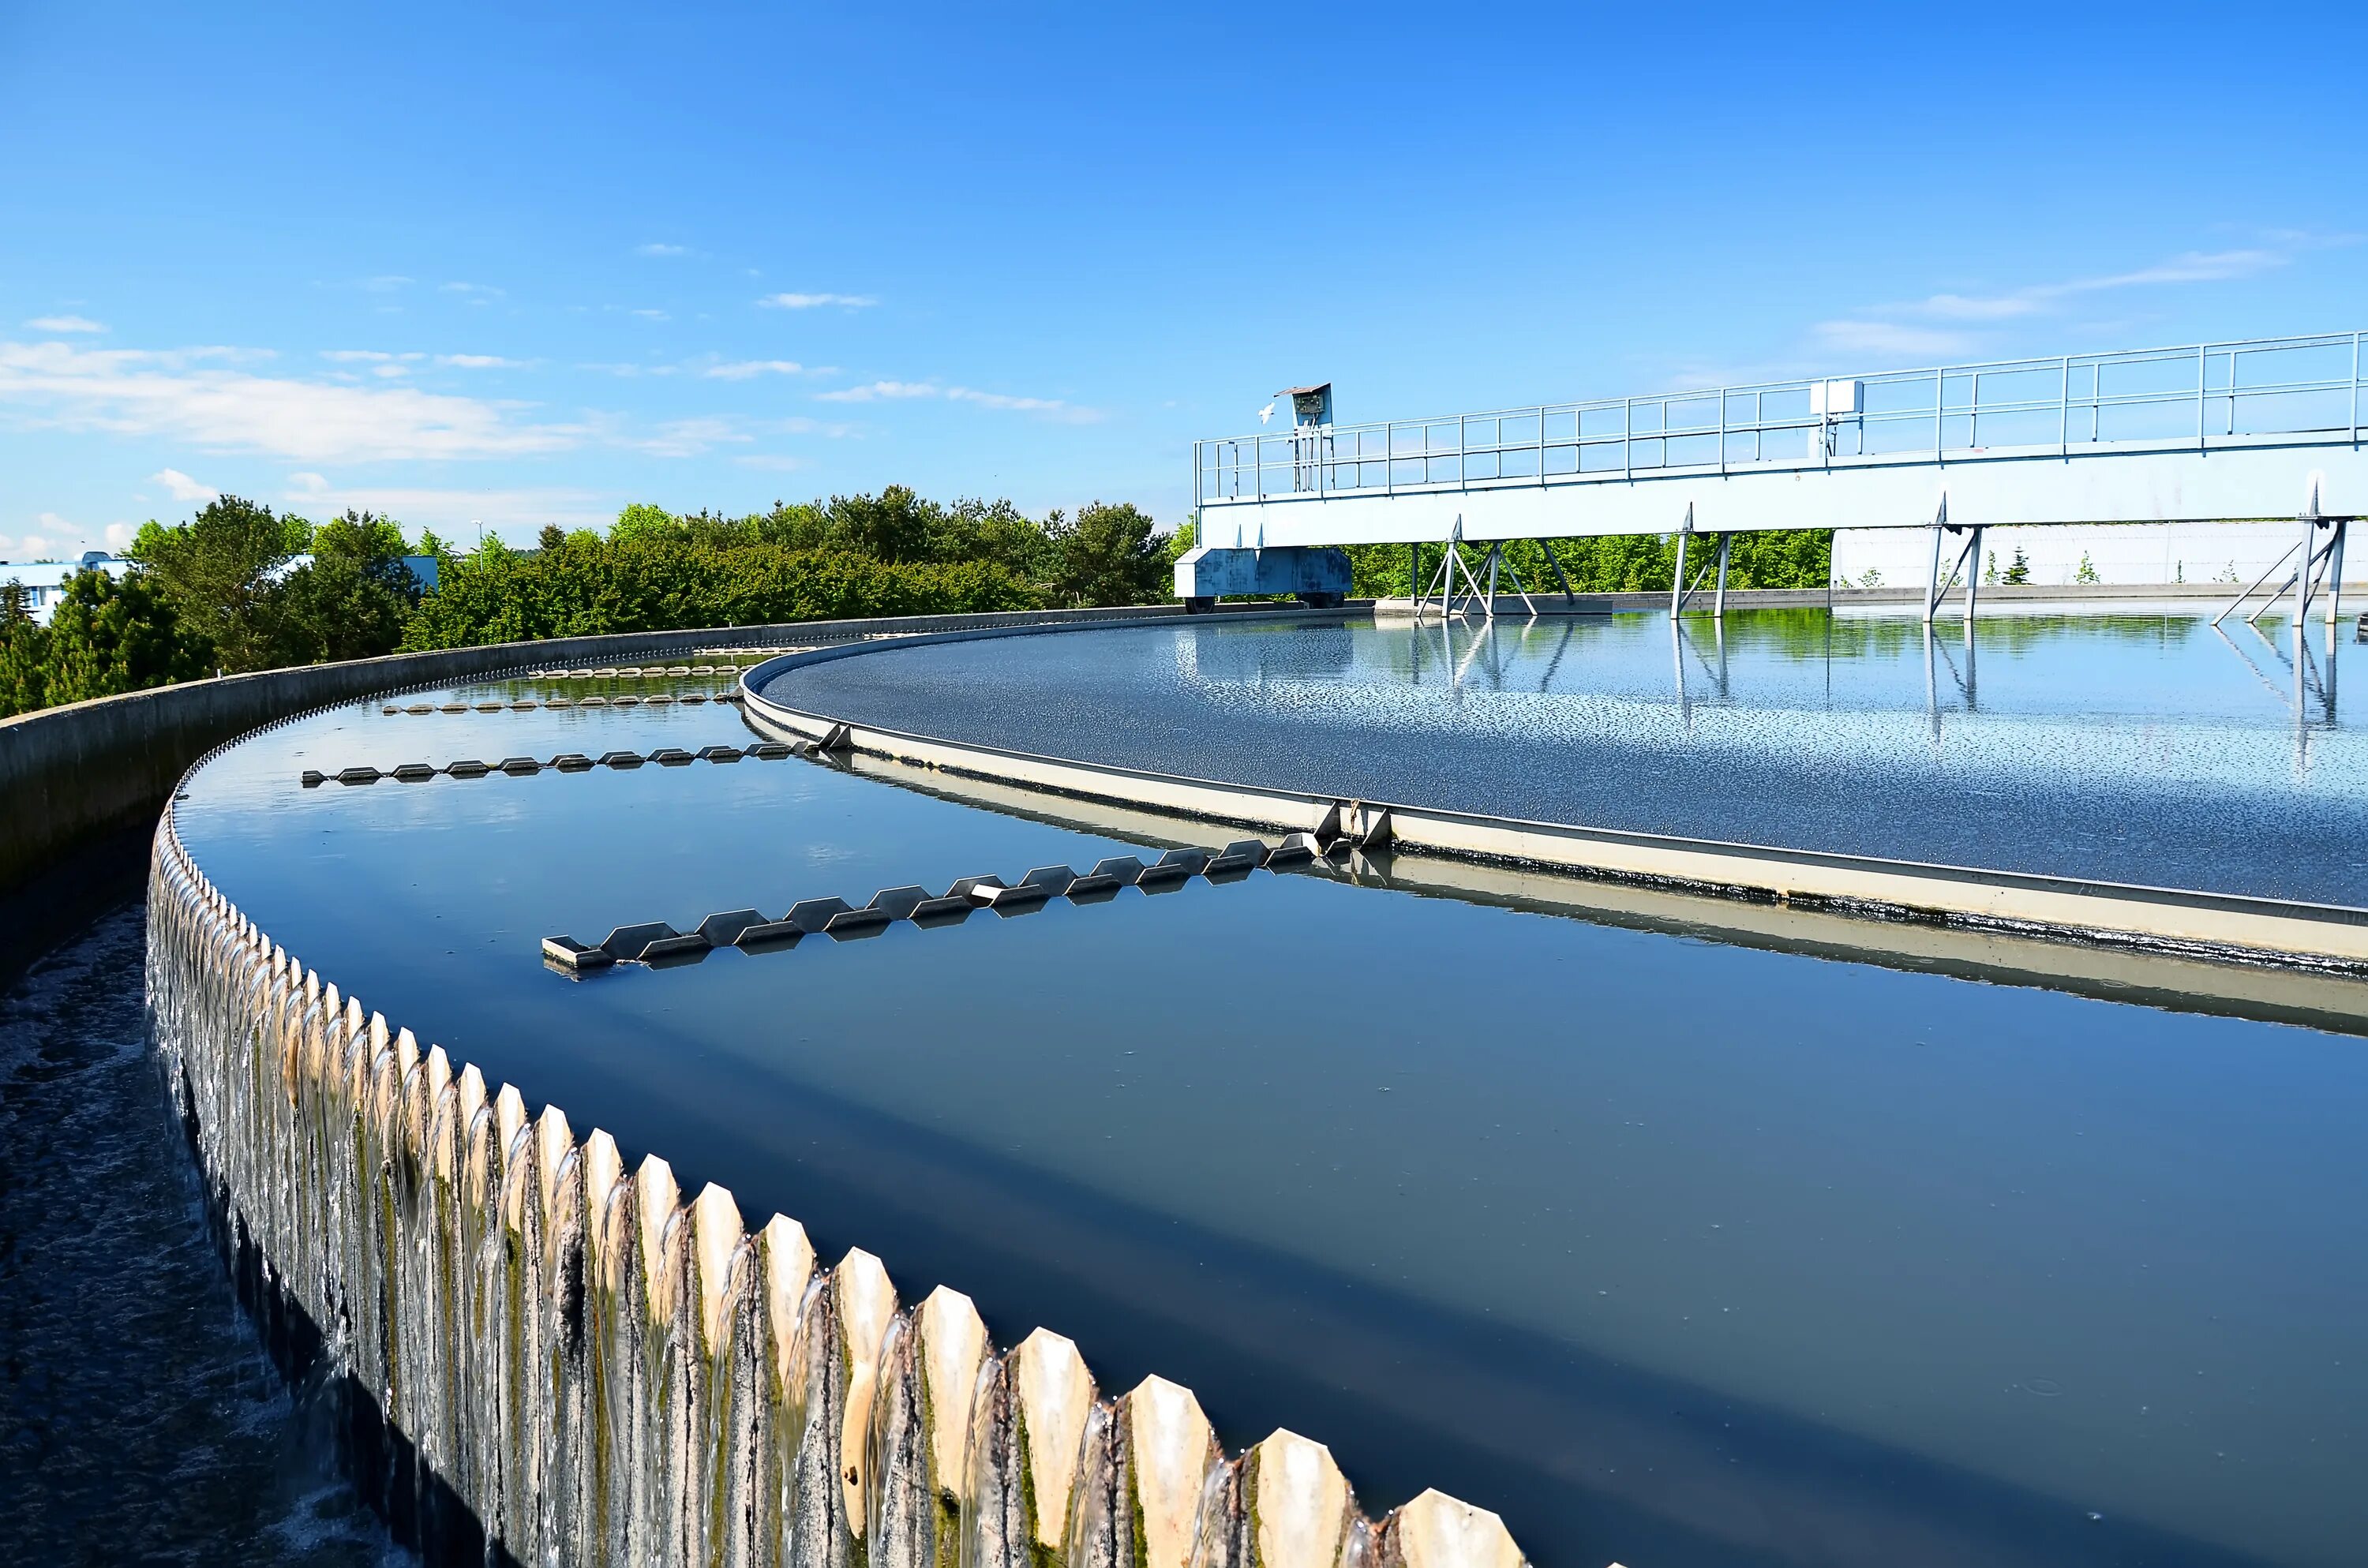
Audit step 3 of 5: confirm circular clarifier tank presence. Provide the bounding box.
[174,616,2368,1568]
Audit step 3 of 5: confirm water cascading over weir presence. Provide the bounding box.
[144,793,1526,1568]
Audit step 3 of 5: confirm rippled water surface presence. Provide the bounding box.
[770,607,2368,904]
[2,909,403,1566]
[157,655,2368,1568]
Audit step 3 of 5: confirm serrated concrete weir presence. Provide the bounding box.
[148,803,1538,1568]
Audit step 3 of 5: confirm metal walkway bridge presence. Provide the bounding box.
[1180,330,2367,620]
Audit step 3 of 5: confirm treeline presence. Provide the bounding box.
[0,488,1177,718]
[2,483,1837,721]
[404,488,1170,649]
[1339,529,1833,598]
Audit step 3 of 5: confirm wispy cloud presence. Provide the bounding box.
[1816,245,2299,367]
[946,387,1099,421]
[758,292,878,310]
[362,275,414,293]
[437,354,524,369]
[26,314,105,334]
[0,339,581,462]
[815,380,939,402]
[441,282,504,302]
[1808,320,1976,360]
[703,359,806,380]
[630,308,670,322]
[152,467,219,503]
[616,416,755,458]
[636,242,690,257]
[814,380,1100,421]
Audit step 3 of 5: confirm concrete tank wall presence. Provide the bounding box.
[0,604,1224,980]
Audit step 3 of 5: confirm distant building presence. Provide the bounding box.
[0,552,132,626]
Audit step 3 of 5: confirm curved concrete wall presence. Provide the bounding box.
[0,604,1224,897]
[146,791,1529,1568]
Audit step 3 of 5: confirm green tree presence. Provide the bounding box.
[271,510,419,664]
[129,496,309,672]
[826,485,939,563]
[2003,546,2031,585]
[1047,500,1169,606]
[612,503,682,544]
[36,569,209,705]
[0,581,49,717]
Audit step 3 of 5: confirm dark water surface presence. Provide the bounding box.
[770,608,2368,905]
[159,664,2368,1568]
[1,907,402,1566]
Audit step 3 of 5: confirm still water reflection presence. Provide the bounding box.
[168,657,2368,1568]
[774,608,2368,904]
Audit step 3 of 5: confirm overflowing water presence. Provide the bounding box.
[0,906,402,1564]
[133,623,2368,1568]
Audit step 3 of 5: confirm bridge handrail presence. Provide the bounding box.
[1194,329,2366,506]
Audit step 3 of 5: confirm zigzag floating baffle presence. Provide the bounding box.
[148,807,1531,1568]
[539,836,1323,973]
[301,739,802,787]
[383,690,746,713]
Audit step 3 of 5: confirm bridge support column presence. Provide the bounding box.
[2325,519,2347,628]
[1713,533,1732,619]
[1539,540,1577,604]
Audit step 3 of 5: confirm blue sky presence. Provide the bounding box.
[1,1,2360,558]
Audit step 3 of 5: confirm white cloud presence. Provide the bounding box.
[26,314,105,334]
[152,467,219,503]
[631,308,670,322]
[0,339,582,462]
[279,472,612,537]
[436,354,522,369]
[441,282,503,300]
[815,380,939,402]
[103,521,136,550]
[1,533,57,559]
[321,349,425,364]
[758,292,878,310]
[703,359,805,380]
[636,242,689,257]
[362,275,414,293]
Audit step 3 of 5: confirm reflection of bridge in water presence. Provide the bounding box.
[1182,330,2367,627]
[1394,601,2349,773]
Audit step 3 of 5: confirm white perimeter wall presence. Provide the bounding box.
[1829,519,2359,590]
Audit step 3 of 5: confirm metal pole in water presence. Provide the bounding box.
[1671,524,1689,618]
[1924,518,1946,624]
[2325,519,2347,630]
[1714,533,1731,619]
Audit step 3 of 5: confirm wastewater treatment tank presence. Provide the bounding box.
[150,608,2368,1568]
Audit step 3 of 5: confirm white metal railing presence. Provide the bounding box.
[1194,330,2367,508]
